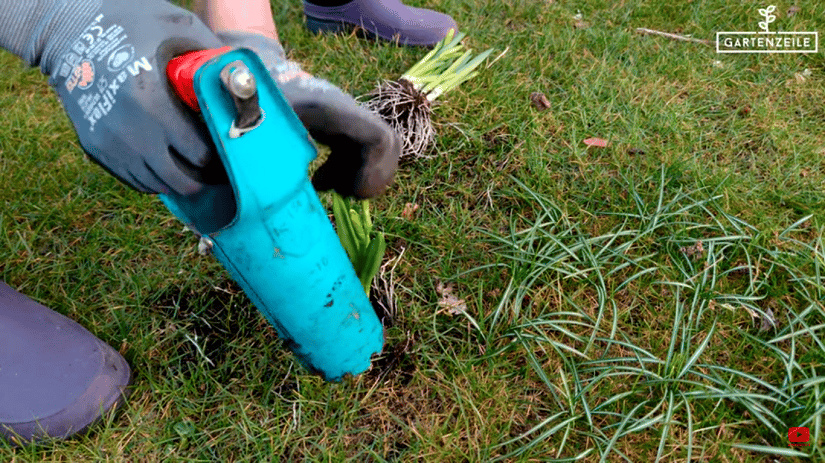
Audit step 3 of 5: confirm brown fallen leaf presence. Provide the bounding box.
[572,12,589,29]
[530,92,551,110]
[401,202,419,220]
[760,307,777,332]
[795,68,812,83]
[436,281,467,316]
[583,137,608,148]
[787,5,801,17]
[680,240,704,259]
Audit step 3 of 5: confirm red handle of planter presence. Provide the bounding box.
[166,46,232,111]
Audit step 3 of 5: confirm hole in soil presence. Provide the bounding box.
[482,125,513,151]
[368,337,416,386]
[371,291,394,328]
[152,280,266,367]
[383,440,410,462]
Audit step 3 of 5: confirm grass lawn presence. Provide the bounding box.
[2,0,824,461]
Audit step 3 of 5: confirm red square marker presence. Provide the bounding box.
[788,427,810,443]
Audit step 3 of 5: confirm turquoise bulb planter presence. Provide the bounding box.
[160,49,383,381]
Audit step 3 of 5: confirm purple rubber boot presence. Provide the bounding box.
[304,0,458,47]
[0,282,131,444]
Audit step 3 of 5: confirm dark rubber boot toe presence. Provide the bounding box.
[0,282,131,444]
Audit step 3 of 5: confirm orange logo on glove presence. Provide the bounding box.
[66,60,95,93]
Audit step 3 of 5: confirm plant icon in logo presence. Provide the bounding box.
[758,5,776,32]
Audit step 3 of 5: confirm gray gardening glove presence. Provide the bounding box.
[0,0,225,195]
[217,31,400,199]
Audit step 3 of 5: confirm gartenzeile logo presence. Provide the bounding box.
[716,5,818,53]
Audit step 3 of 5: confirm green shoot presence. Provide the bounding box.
[400,29,495,102]
[332,192,386,297]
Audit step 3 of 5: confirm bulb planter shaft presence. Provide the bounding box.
[161,49,384,381]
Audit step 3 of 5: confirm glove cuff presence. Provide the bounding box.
[0,0,102,76]
[217,30,288,65]
[217,30,336,98]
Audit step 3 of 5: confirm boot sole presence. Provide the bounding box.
[305,15,437,47]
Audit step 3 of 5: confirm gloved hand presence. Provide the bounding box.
[217,31,400,199]
[17,0,226,195]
